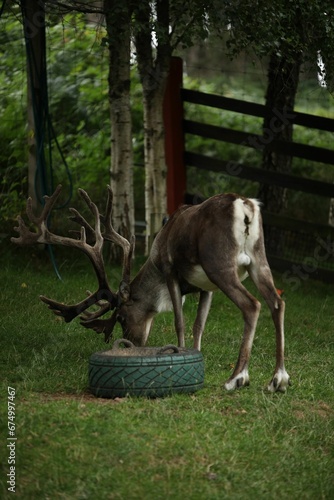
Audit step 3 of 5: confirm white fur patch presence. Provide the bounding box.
[185,265,218,292]
[268,368,290,392]
[155,285,173,312]
[154,285,186,313]
[237,252,251,267]
[224,368,250,391]
[233,199,261,266]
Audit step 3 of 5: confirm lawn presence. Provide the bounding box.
[0,246,333,499]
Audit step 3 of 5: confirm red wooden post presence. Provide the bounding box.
[164,56,186,215]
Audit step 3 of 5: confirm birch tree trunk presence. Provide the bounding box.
[134,0,171,254]
[143,84,169,251]
[104,0,134,258]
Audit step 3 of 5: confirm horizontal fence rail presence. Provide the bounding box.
[182,88,334,131]
[185,151,334,198]
[184,120,334,165]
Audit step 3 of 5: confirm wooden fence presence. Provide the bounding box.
[164,57,334,283]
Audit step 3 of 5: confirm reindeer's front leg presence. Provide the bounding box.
[166,277,185,348]
[193,291,212,351]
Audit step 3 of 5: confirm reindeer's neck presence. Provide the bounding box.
[130,258,173,313]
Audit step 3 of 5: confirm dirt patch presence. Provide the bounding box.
[293,400,333,420]
[21,391,127,404]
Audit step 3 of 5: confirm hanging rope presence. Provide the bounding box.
[20,0,73,279]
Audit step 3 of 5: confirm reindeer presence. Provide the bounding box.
[12,185,290,392]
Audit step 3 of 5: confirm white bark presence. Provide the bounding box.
[133,0,171,254]
[105,0,134,259]
[110,93,134,243]
[143,87,168,253]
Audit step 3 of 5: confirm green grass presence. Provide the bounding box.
[1,246,334,499]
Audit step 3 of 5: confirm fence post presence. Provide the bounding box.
[164,56,186,215]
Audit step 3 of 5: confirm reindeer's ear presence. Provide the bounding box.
[119,280,131,303]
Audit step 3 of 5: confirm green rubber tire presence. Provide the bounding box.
[89,342,204,398]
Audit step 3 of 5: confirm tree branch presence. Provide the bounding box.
[45,0,104,15]
[170,13,201,51]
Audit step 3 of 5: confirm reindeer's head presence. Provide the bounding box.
[114,297,155,346]
[12,185,151,346]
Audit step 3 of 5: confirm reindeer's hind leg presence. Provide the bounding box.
[202,265,262,390]
[248,262,290,392]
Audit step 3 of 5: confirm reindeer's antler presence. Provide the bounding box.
[80,310,118,343]
[11,185,134,341]
[11,185,63,246]
[102,186,135,301]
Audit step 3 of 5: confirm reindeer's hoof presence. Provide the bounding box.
[224,369,250,391]
[268,368,291,393]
